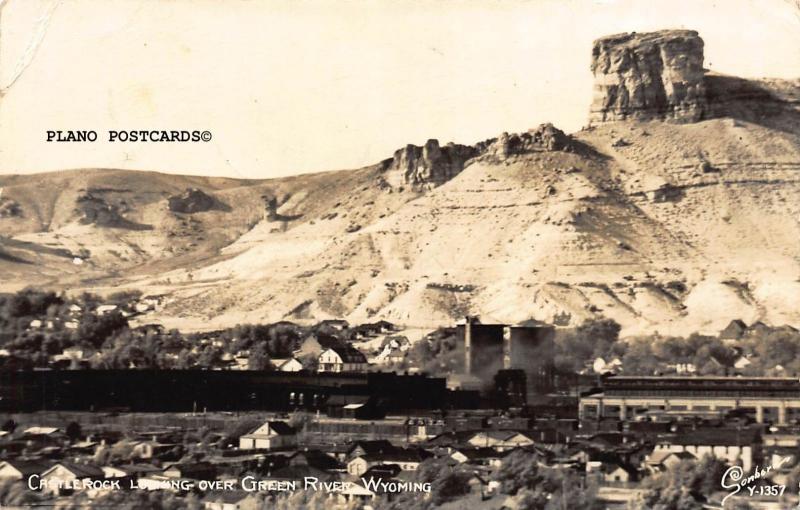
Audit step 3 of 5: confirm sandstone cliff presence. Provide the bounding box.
[381,139,479,188]
[590,30,707,123]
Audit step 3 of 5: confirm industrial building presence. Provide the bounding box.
[456,317,556,401]
[580,376,800,425]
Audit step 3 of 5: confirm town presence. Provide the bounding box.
[1,290,800,508]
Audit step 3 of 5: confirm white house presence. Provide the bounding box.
[238,421,296,450]
[346,449,431,476]
[204,492,261,510]
[466,431,534,451]
[39,462,105,496]
[273,358,304,372]
[652,428,757,472]
[318,346,368,373]
[96,305,118,315]
[0,460,50,481]
[23,426,60,436]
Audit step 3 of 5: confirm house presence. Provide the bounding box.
[294,333,343,359]
[318,346,368,373]
[745,321,771,338]
[645,451,696,473]
[719,320,748,341]
[130,438,181,459]
[318,319,349,331]
[466,431,534,451]
[102,464,161,480]
[350,321,396,339]
[652,427,759,472]
[450,447,507,468]
[22,426,60,436]
[96,304,119,315]
[325,395,385,420]
[345,440,399,461]
[39,462,105,496]
[288,450,343,471]
[589,460,639,483]
[238,421,296,450]
[54,347,86,363]
[163,462,216,480]
[373,337,410,365]
[347,448,433,476]
[204,491,261,510]
[337,480,378,504]
[592,357,622,375]
[0,460,50,480]
[272,358,304,372]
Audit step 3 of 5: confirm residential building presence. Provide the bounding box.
[0,460,50,480]
[650,427,760,472]
[238,421,296,450]
[318,346,368,373]
[347,448,432,475]
[39,462,105,496]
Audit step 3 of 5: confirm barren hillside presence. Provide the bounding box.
[1,30,798,336]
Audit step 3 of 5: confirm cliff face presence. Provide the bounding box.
[382,139,480,188]
[589,30,707,123]
[382,124,573,187]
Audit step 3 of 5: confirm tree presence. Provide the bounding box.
[377,458,471,510]
[66,421,82,442]
[0,479,41,507]
[635,455,730,510]
[248,342,271,370]
[494,449,542,495]
[554,319,621,372]
[76,310,128,349]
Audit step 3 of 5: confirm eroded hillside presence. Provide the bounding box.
[1,29,798,336]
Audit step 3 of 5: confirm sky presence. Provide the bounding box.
[0,0,798,179]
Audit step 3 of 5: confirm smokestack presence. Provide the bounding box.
[503,326,511,370]
[464,316,472,375]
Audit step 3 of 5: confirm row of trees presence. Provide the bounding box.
[0,289,340,370]
[554,318,800,377]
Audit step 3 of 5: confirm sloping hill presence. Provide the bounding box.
[1,30,798,336]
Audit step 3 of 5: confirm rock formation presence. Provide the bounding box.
[490,123,572,158]
[168,188,216,213]
[589,30,707,123]
[381,139,479,187]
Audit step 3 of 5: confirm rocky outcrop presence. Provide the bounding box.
[489,123,573,158]
[380,125,573,187]
[381,139,479,187]
[589,30,707,123]
[168,188,216,213]
[75,192,151,230]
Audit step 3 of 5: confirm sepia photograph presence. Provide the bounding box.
[0,0,799,508]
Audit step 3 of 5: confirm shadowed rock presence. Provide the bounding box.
[168,188,231,214]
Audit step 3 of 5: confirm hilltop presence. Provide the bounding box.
[1,29,798,336]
